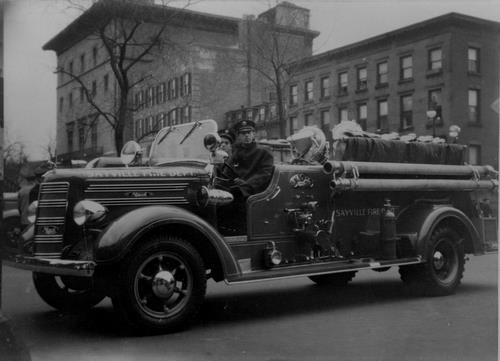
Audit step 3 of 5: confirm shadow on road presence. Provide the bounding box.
[199,279,494,326]
[13,276,494,338]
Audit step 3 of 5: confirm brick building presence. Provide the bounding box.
[43,0,318,161]
[229,13,500,168]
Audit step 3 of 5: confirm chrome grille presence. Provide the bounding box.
[33,182,69,258]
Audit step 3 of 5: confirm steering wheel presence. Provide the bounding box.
[213,161,239,191]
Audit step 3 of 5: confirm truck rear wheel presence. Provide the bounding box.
[309,271,357,286]
[32,273,105,312]
[399,226,465,296]
[112,236,206,334]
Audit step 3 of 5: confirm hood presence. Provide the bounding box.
[44,163,210,182]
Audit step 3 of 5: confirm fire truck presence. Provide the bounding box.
[3,119,497,333]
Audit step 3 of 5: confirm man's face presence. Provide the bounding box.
[237,129,255,144]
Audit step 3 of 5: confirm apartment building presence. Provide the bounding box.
[43,0,318,161]
[228,13,500,167]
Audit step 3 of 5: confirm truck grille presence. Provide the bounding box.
[33,182,70,258]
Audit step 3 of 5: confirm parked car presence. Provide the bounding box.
[6,119,498,333]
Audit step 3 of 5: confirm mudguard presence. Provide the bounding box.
[397,203,482,256]
[94,205,240,278]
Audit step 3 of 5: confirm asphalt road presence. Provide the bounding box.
[1,253,497,361]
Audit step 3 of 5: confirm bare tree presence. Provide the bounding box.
[240,12,316,138]
[54,0,194,154]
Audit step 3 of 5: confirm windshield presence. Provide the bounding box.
[149,119,218,165]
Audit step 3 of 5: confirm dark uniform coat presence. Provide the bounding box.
[224,141,274,199]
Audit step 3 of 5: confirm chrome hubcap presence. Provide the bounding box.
[134,253,192,318]
[152,271,176,299]
[433,251,445,270]
[432,238,458,283]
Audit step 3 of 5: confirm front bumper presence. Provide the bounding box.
[4,255,95,277]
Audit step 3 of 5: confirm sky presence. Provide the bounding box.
[4,0,500,160]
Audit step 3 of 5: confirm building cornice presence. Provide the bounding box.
[43,0,241,54]
[294,12,500,71]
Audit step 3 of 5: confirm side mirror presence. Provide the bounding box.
[120,141,142,166]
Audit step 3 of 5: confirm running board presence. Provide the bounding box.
[225,256,423,284]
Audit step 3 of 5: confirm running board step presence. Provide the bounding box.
[226,256,422,284]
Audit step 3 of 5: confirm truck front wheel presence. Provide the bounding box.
[399,226,465,296]
[32,273,105,312]
[112,236,207,334]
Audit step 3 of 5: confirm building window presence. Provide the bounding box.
[79,87,84,103]
[468,144,481,165]
[289,84,298,106]
[182,106,192,123]
[245,109,253,121]
[357,67,367,91]
[159,113,167,128]
[377,99,388,131]
[428,89,443,125]
[468,47,480,73]
[68,92,73,107]
[338,72,348,95]
[80,53,85,73]
[156,84,163,104]
[339,106,349,122]
[304,112,314,126]
[69,61,73,75]
[320,109,330,136]
[135,119,142,139]
[320,76,330,98]
[169,78,178,99]
[180,73,191,96]
[400,94,413,130]
[170,108,178,125]
[428,48,442,71]
[468,89,480,124]
[289,116,298,135]
[92,46,98,66]
[137,90,144,110]
[78,124,85,151]
[103,74,109,92]
[91,121,98,149]
[357,103,367,130]
[305,80,313,102]
[259,106,266,122]
[377,61,388,86]
[270,104,277,118]
[91,80,97,97]
[400,55,413,80]
[59,97,64,113]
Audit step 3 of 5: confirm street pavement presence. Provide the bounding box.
[1,253,497,361]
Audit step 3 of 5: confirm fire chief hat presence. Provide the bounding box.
[234,120,255,133]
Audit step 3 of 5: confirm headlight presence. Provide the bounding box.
[73,200,107,226]
[27,201,39,224]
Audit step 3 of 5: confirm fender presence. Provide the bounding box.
[397,203,481,256]
[94,205,240,278]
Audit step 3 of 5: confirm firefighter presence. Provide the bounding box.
[223,120,274,200]
[218,128,234,158]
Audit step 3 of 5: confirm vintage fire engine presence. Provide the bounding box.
[3,119,497,333]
